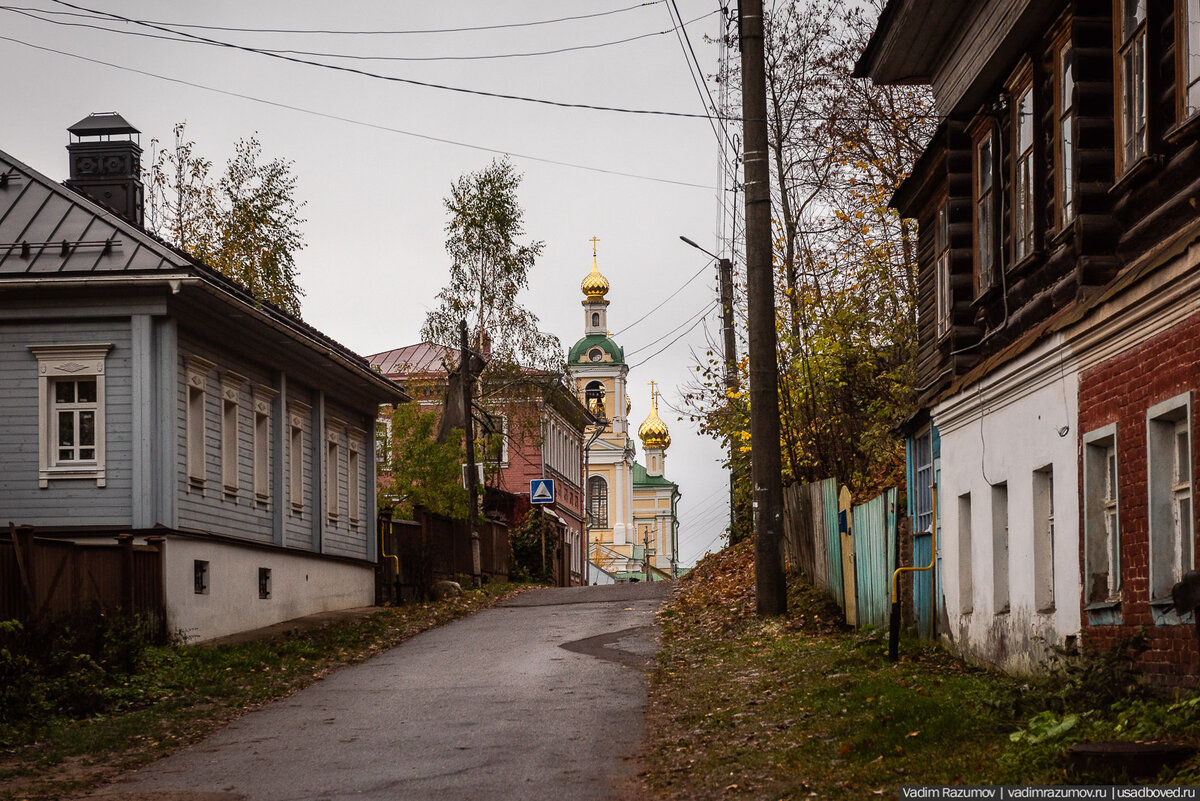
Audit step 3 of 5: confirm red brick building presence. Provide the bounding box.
[368,342,593,586]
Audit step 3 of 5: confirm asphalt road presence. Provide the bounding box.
[89,581,674,801]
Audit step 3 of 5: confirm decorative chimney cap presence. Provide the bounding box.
[68,112,140,139]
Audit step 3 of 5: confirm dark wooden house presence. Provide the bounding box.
[859,0,1200,682]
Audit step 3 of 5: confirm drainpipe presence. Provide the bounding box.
[889,487,938,662]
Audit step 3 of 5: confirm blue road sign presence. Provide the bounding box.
[530,478,555,504]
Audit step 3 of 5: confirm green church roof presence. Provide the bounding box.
[568,334,625,365]
[632,460,677,489]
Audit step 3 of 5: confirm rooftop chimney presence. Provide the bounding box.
[64,112,144,228]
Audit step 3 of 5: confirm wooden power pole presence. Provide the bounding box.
[739,0,787,615]
[460,320,482,588]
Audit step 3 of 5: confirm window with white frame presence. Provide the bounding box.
[992,482,1010,614]
[289,402,309,513]
[1033,466,1055,612]
[974,128,996,294]
[326,422,342,522]
[1056,37,1077,227]
[186,356,213,488]
[1083,425,1122,605]
[1179,0,1200,118]
[934,199,951,339]
[1013,82,1036,262]
[348,429,362,525]
[1118,0,1149,171]
[252,386,276,503]
[221,372,244,495]
[913,429,934,535]
[1148,394,1194,604]
[29,344,112,488]
[958,492,973,614]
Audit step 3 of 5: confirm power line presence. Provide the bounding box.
[43,0,738,121]
[3,5,718,63]
[628,303,718,367]
[625,299,717,358]
[13,1,666,36]
[0,35,718,191]
[667,0,736,152]
[609,258,713,337]
[663,0,728,152]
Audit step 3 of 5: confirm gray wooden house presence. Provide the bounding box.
[0,114,406,641]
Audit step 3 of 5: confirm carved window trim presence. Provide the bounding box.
[28,343,112,488]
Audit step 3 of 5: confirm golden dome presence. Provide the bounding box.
[638,385,671,450]
[581,255,609,301]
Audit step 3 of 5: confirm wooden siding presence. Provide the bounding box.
[284,380,315,551]
[932,0,1037,113]
[175,333,277,547]
[0,319,133,526]
[322,400,370,560]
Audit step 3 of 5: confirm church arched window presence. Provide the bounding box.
[587,475,608,528]
[585,380,606,420]
[591,312,600,327]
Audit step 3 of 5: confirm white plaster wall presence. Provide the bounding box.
[162,537,373,643]
[934,339,1082,673]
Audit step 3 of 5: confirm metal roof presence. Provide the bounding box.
[67,112,140,138]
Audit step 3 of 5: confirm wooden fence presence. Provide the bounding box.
[0,525,165,636]
[376,510,510,603]
[783,481,919,635]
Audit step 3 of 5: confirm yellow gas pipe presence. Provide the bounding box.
[888,487,937,662]
[381,529,400,600]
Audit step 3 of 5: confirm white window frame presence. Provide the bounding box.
[252,385,276,504]
[185,356,214,488]
[588,475,609,529]
[974,128,996,295]
[1117,0,1149,172]
[1033,465,1056,612]
[1013,84,1036,262]
[29,344,112,488]
[958,493,973,615]
[1183,0,1200,118]
[1083,424,1122,607]
[914,429,934,535]
[289,401,310,514]
[220,372,245,496]
[934,199,952,339]
[1148,393,1194,606]
[327,420,344,523]
[348,428,363,526]
[1056,36,1077,228]
[992,481,1010,615]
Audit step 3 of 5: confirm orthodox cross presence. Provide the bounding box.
[589,236,600,257]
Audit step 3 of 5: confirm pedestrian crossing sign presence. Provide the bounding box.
[530,478,555,504]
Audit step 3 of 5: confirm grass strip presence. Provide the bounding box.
[643,543,1200,799]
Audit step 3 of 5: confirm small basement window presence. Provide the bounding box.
[258,567,271,599]
[194,560,210,594]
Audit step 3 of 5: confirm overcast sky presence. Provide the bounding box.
[2,0,739,566]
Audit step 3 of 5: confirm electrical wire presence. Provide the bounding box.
[625,299,717,358]
[663,0,728,152]
[41,0,737,121]
[667,0,735,152]
[628,303,718,367]
[609,259,713,337]
[14,1,666,35]
[0,35,718,191]
[2,5,718,63]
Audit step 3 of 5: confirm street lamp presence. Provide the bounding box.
[679,236,739,544]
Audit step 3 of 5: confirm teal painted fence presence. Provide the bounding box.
[851,488,899,628]
[782,479,904,626]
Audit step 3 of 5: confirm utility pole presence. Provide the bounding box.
[460,320,482,588]
[740,0,787,615]
[717,256,740,542]
[679,237,742,547]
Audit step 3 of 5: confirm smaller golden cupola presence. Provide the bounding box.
[581,254,609,301]
[638,382,671,451]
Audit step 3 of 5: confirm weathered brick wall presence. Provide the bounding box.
[1077,309,1200,686]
